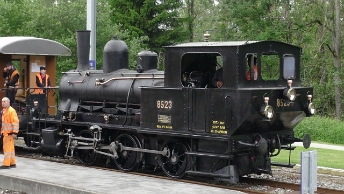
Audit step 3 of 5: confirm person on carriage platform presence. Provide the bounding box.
[3,62,19,106]
[35,66,51,94]
[31,98,41,119]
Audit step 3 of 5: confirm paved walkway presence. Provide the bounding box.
[0,155,244,194]
[293,142,344,151]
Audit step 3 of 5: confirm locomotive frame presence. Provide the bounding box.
[18,31,315,183]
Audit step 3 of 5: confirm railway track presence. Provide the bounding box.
[14,146,344,194]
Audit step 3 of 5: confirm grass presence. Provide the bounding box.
[271,146,344,170]
[294,116,344,144]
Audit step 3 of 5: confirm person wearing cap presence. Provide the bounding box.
[31,98,41,119]
[35,66,50,94]
[3,62,19,106]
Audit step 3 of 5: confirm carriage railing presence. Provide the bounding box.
[0,86,60,117]
[25,86,60,118]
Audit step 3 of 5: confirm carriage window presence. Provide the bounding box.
[283,55,295,79]
[261,54,280,80]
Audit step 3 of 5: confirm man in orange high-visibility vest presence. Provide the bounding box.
[0,97,19,169]
[3,62,19,106]
[35,66,51,94]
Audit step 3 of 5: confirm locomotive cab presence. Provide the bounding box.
[142,40,315,135]
[140,40,314,181]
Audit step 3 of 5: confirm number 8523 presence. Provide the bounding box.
[157,100,172,109]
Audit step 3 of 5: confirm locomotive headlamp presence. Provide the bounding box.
[260,97,274,121]
[305,94,316,116]
[283,80,296,101]
[307,102,316,115]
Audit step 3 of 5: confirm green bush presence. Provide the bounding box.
[294,116,344,145]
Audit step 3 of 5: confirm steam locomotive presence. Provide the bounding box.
[19,30,315,183]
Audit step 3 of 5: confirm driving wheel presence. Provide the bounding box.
[159,139,190,178]
[113,133,141,171]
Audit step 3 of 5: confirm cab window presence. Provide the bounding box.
[180,53,222,88]
[261,54,280,80]
[283,55,295,79]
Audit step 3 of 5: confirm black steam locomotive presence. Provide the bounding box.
[19,30,315,183]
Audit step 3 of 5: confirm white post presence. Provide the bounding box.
[300,150,317,194]
[87,0,96,70]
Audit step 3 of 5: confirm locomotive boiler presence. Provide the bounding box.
[59,31,163,116]
[20,30,315,184]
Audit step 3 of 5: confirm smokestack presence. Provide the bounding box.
[76,30,91,71]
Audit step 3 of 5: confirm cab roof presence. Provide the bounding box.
[165,41,259,47]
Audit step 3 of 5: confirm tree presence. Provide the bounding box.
[330,0,342,120]
[182,0,223,42]
[109,0,186,52]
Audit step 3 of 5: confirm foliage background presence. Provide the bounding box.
[0,0,343,121]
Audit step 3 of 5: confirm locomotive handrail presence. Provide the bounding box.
[119,72,164,75]
[62,72,82,75]
[67,72,90,84]
[95,76,164,86]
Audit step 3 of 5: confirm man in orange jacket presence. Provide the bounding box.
[35,66,51,94]
[3,62,19,106]
[0,97,19,169]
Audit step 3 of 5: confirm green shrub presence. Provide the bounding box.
[294,116,344,145]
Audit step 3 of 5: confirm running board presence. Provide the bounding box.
[186,152,233,159]
[271,162,295,168]
[186,171,232,178]
[15,145,42,151]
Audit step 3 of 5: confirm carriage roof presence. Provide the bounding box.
[0,36,71,56]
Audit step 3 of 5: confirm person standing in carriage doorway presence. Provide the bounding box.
[3,62,19,106]
[0,97,19,169]
[35,66,51,94]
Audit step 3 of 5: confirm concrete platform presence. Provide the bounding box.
[0,155,244,194]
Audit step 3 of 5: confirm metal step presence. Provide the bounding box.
[280,145,296,150]
[186,170,232,178]
[271,162,295,168]
[186,152,233,159]
[25,132,41,136]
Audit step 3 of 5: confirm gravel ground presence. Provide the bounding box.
[0,189,26,194]
[245,165,344,193]
[9,138,344,193]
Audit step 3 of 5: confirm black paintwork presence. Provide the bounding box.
[19,38,313,180]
